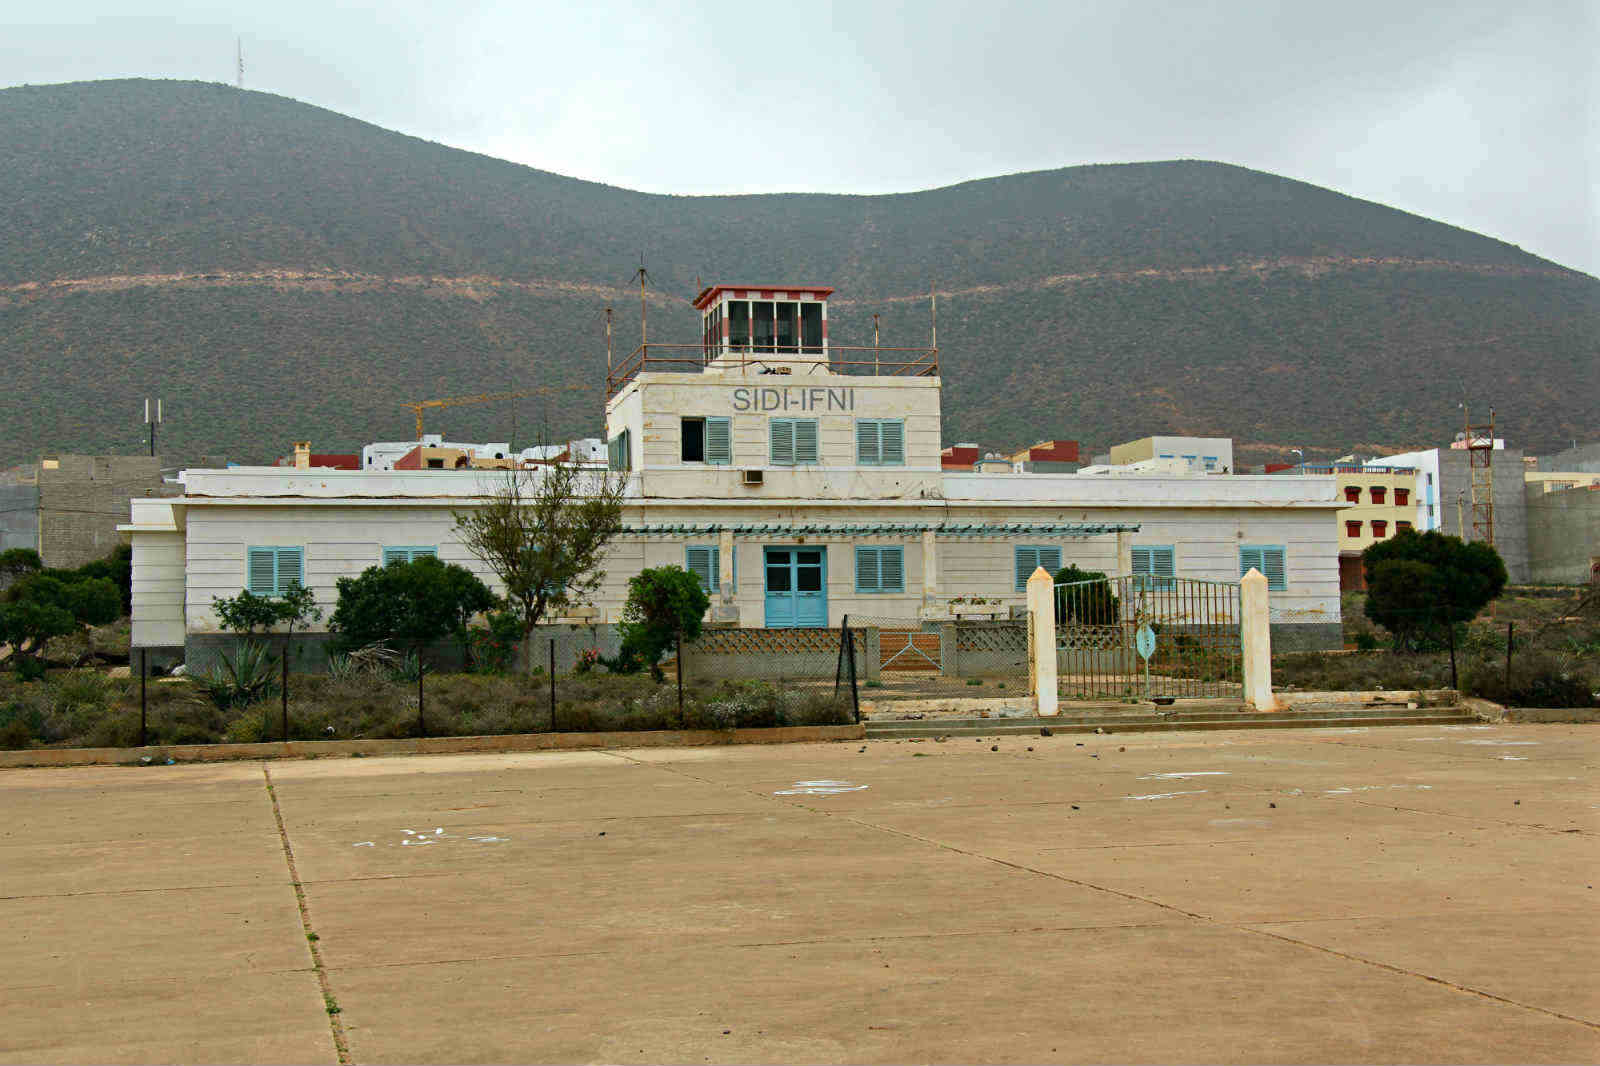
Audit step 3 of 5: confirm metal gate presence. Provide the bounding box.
[1053,576,1242,700]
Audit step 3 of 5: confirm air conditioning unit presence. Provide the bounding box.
[741,469,765,487]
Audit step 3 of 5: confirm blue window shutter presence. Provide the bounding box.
[247,548,276,596]
[1131,546,1152,575]
[383,548,407,566]
[794,419,819,463]
[1039,547,1062,576]
[880,420,905,465]
[881,547,905,592]
[1263,546,1287,590]
[704,417,731,465]
[1014,546,1038,591]
[770,419,795,465]
[686,546,717,593]
[855,546,881,592]
[1239,546,1263,580]
[277,548,303,593]
[1153,547,1176,586]
[856,421,879,465]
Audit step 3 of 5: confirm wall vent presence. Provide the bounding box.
[742,469,765,487]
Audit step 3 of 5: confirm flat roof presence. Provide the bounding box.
[692,283,836,310]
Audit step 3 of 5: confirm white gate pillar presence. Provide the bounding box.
[1027,566,1059,717]
[711,529,739,625]
[1115,530,1133,577]
[1240,568,1278,711]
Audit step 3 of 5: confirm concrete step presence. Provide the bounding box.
[864,710,1481,738]
[866,705,1466,729]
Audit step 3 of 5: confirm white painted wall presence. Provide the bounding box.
[164,497,1337,633]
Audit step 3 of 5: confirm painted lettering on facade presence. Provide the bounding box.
[730,387,855,413]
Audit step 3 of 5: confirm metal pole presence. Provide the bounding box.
[417,647,426,737]
[139,648,147,747]
[846,621,860,723]
[281,641,289,741]
[1446,612,1458,692]
[549,639,556,732]
[676,629,685,727]
[1505,622,1514,691]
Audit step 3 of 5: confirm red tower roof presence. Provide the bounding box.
[692,283,835,310]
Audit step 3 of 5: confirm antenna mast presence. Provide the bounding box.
[236,37,243,89]
[604,306,614,370]
[634,257,649,350]
[1465,404,1496,546]
[143,398,163,458]
[929,283,938,349]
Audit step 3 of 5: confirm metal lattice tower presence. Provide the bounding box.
[1464,405,1495,545]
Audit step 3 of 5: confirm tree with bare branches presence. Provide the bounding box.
[452,460,626,661]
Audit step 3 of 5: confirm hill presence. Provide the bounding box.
[1,78,1594,467]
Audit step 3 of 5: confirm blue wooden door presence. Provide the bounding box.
[764,548,827,627]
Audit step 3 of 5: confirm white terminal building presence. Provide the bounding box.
[122,280,1343,663]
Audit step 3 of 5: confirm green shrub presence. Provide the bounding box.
[1464,652,1597,708]
[467,611,523,674]
[614,566,710,681]
[1053,565,1119,624]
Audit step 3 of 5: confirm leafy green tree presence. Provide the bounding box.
[453,463,625,647]
[72,544,133,614]
[1363,530,1507,650]
[614,566,711,682]
[1053,565,1120,625]
[0,548,42,586]
[0,573,121,676]
[328,555,496,652]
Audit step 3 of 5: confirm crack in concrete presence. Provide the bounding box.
[1244,926,1600,1031]
[1351,798,1592,835]
[264,765,353,1065]
[0,882,273,901]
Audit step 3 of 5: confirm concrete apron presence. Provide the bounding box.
[0,724,866,769]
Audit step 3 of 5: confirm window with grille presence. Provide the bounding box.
[1131,545,1176,589]
[855,419,905,465]
[382,546,437,566]
[769,418,819,465]
[1394,488,1409,506]
[1238,545,1287,591]
[855,546,905,593]
[1371,520,1388,538]
[1014,545,1062,591]
[1345,520,1363,537]
[246,547,305,597]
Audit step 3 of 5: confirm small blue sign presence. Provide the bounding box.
[1135,624,1157,660]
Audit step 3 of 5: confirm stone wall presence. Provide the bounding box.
[38,454,174,569]
[1269,622,1344,652]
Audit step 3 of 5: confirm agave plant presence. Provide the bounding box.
[197,640,280,709]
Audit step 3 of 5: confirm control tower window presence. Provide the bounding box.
[801,303,822,352]
[729,301,750,350]
[775,302,798,353]
[753,302,775,351]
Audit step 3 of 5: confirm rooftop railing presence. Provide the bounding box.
[606,343,939,399]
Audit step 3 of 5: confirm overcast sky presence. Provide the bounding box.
[5,0,1596,274]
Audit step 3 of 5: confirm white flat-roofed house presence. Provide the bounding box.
[123,281,1344,663]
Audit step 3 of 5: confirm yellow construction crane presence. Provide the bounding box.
[400,385,590,439]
